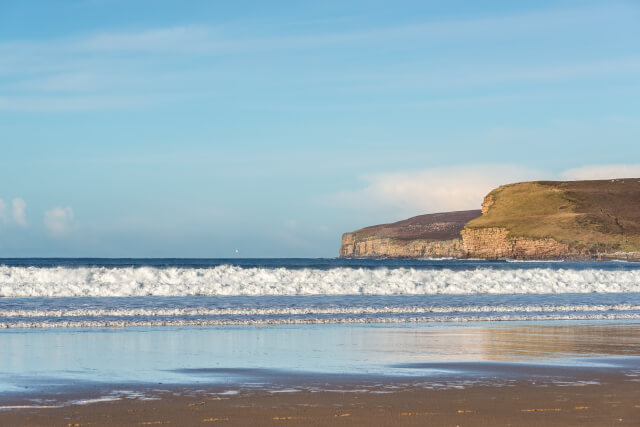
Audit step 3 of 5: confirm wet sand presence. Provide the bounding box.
[2,378,640,426]
[2,321,639,425]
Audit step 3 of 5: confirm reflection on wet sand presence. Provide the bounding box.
[0,321,639,398]
[480,322,640,361]
[2,322,639,425]
[357,321,640,364]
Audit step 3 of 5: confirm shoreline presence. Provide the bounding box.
[2,316,638,425]
[3,311,640,328]
[2,320,639,395]
[2,377,639,426]
[2,332,639,409]
[339,253,640,262]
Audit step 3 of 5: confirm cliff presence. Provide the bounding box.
[462,179,640,260]
[339,210,481,258]
[340,178,640,260]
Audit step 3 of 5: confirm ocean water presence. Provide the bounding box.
[2,259,640,402]
[1,258,640,328]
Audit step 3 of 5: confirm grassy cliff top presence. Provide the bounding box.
[465,178,640,251]
[347,210,482,241]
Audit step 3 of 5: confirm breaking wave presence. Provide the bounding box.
[1,265,640,297]
[2,313,640,329]
[2,304,639,318]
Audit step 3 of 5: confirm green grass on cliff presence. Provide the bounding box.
[465,179,640,252]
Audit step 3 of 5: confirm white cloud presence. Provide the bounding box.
[0,197,27,227]
[285,219,297,229]
[11,198,27,226]
[0,199,7,224]
[329,165,548,218]
[329,163,640,220]
[44,206,74,236]
[561,164,640,180]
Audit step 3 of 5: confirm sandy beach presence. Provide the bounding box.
[2,378,639,426]
[1,320,639,426]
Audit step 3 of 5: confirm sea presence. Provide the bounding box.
[1,258,640,328]
[2,257,640,403]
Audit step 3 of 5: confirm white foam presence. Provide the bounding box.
[0,405,61,410]
[1,304,638,318]
[1,265,640,297]
[214,390,239,395]
[2,312,639,328]
[71,396,121,405]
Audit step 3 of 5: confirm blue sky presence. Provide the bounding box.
[1,0,639,257]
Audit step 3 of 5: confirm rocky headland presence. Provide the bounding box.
[339,210,481,258]
[340,178,640,260]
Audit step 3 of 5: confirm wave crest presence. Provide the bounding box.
[1,265,640,297]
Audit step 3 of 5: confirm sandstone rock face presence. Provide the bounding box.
[460,227,588,260]
[340,234,464,258]
[339,210,481,258]
[480,194,495,215]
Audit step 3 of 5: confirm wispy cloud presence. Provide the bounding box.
[27,3,631,54]
[348,56,640,92]
[78,26,216,52]
[0,93,201,112]
[561,164,640,180]
[0,197,28,227]
[0,199,7,224]
[1,3,632,60]
[329,163,640,219]
[9,72,104,92]
[328,165,549,218]
[0,3,636,112]
[44,206,75,236]
[12,198,27,226]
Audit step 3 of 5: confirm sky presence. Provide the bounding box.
[1,0,639,257]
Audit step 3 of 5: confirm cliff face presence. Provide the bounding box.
[460,227,590,260]
[340,178,640,260]
[462,179,640,260]
[339,210,481,258]
[340,235,464,258]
